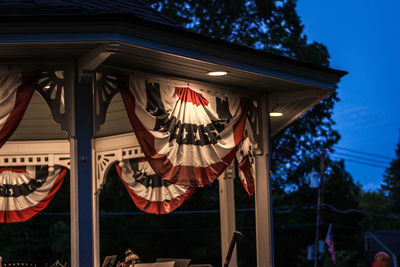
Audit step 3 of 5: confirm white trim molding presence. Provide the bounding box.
[0,140,70,170]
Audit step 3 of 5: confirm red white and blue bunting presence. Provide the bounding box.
[117,74,254,188]
[0,71,41,148]
[236,126,256,196]
[115,158,195,214]
[0,165,67,223]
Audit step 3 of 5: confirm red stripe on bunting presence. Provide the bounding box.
[0,167,67,223]
[115,164,195,215]
[0,71,41,149]
[175,87,209,106]
[118,74,248,187]
[0,167,26,174]
[238,157,255,196]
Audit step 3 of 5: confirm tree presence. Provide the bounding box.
[382,134,400,212]
[358,190,400,230]
[146,0,329,63]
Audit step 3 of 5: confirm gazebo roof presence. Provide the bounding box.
[0,0,347,140]
[0,0,178,26]
[0,2,348,266]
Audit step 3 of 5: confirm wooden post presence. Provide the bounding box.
[254,93,274,267]
[219,165,237,267]
[314,150,326,267]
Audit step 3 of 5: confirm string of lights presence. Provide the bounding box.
[38,205,400,220]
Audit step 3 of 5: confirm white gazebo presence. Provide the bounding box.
[0,1,346,267]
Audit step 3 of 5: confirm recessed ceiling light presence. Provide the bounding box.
[270,112,283,117]
[207,71,228,76]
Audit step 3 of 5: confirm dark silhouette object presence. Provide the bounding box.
[372,252,390,267]
[117,249,141,267]
[223,231,244,267]
[156,258,191,267]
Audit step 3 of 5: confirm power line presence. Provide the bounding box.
[321,203,400,220]
[334,152,390,165]
[333,145,392,160]
[275,204,400,220]
[331,155,388,169]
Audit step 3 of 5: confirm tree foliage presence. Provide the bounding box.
[382,135,400,212]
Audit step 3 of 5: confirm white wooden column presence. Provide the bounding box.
[219,165,237,267]
[255,93,274,267]
[69,138,79,267]
[92,141,100,267]
[92,133,143,267]
[67,64,95,267]
[65,64,79,267]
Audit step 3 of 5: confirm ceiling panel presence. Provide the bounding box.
[9,92,68,141]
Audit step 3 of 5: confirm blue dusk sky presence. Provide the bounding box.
[297,0,400,190]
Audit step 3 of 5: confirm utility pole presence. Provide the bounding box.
[314,150,326,267]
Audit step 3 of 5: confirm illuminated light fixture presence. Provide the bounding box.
[270,112,283,117]
[207,71,228,76]
[270,103,283,117]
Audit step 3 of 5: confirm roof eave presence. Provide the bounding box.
[0,14,347,91]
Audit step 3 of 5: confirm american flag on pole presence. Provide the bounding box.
[325,223,336,264]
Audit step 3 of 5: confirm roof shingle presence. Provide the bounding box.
[0,0,179,27]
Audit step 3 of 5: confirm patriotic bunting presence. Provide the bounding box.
[236,126,255,196]
[115,158,195,214]
[0,71,41,148]
[0,165,67,223]
[117,74,251,188]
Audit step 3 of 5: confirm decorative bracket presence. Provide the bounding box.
[35,68,121,136]
[94,72,119,132]
[79,42,119,81]
[35,69,74,136]
[94,133,143,194]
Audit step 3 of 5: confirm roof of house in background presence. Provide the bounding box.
[368,230,400,257]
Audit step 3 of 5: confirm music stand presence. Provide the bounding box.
[102,255,118,267]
